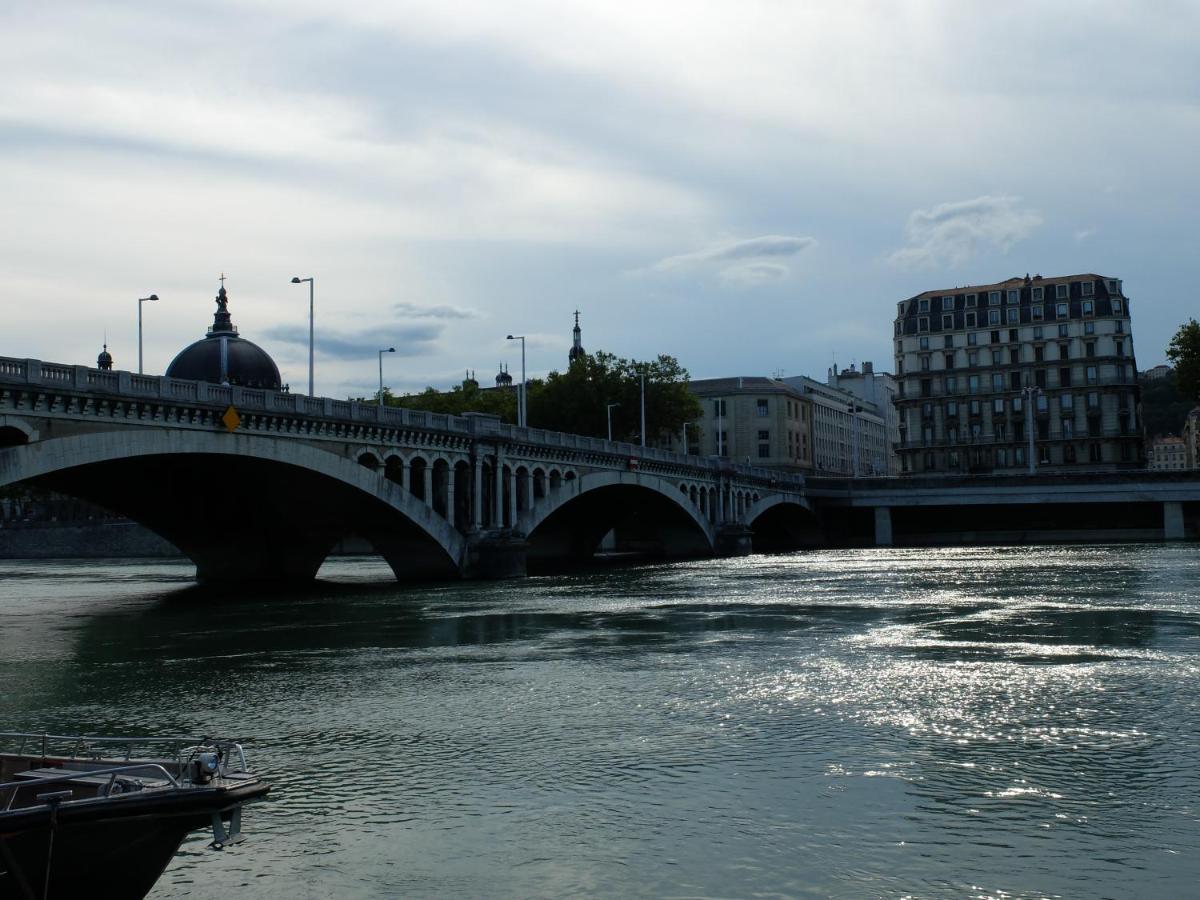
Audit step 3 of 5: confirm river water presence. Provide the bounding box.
[1,546,1198,898]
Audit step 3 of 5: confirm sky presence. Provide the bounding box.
[2,0,1198,400]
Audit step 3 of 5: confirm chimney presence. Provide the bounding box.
[863,361,873,375]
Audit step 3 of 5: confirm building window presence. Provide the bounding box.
[1082,300,1094,316]
[1087,390,1099,408]
[1032,287,1043,301]
[1062,419,1074,439]
[1009,348,1020,365]
[966,294,977,307]
[1033,326,1044,340]
[1084,320,1095,335]
[1056,302,1069,318]
[1082,281,1094,296]
[1115,319,1124,333]
[970,423,982,439]
[942,314,954,329]
[1086,366,1097,384]
[991,330,1002,343]
[1056,284,1068,299]
[1064,443,1076,463]
[969,399,982,416]
[944,335,955,348]
[968,375,980,393]
[945,353,955,369]
[758,430,770,458]
[920,354,931,371]
[919,317,930,332]
[714,399,726,416]
[1058,342,1070,360]
[1010,371,1022,391]
[921,402,933,418]
[919,335,930,349]
[756,399,769,417]
[1015,446,1026,466]
[1112,299,1123,314]
[965,312,977,328]
[924,453,935,471]
[1032,304,1044,321]
[1007,308,1020,324]
[968,350,978,366]
[993,398,1005,415]
[996,447,1007,466]
[991,350,1003,365]
[1036,395,1050,414]
[921,379,932,397]
[942,296,955,309]
[1107,279,1120,294]
[1035,370,1047,389]
[1060,367,1073,388]
[918,298,930,313]
[1007,290,1019,303]
[1013,396,1024,413]
[1115,339,1125,357]
[1058,323,1069,338]
[1085,341,1096,357]
[1034,345,1044,362]
[988,291,1001,305]
[717,431,728,454]
[991,373,1004,391]
[946,401,958,417]
[988,309,1001,325]
[948,450,960,467]
[948,427,959,443]
[1089,443,1102,462]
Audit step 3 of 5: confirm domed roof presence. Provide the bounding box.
[166,283,282,390]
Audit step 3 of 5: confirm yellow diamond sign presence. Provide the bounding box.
[221,405,241,432]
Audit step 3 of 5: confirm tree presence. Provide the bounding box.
[527,350,701,446]
[1167,319,1200,402]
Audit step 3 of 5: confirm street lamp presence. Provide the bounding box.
[1021,383,1044,474]
[291,276,314,396]
[607,402,620,442]
[137,294,158,375]
[506,334,526,427]
[639,371,646,448]
[378,347,395,407]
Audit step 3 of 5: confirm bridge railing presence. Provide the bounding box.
[0,355,806,491]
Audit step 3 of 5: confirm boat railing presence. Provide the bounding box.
[1,762,182,811]
[0,733,251,775]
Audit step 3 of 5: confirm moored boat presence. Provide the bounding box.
[0,732,270,899]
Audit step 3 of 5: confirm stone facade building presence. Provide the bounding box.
[893,273,1143,475]
[688,377,813,473]
[780,376,891,476]
[824,361,900,475]
[1148,435,1189,470]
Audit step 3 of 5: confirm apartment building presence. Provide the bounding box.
[893,273,1142,474]
[779,376,890,476]
[824,361,900,475]
[688,377,813,472]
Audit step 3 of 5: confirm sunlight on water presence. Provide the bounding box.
[1,545,1199,897]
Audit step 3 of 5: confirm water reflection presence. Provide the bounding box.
[1,546,1198,898]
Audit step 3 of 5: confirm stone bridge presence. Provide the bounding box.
[0,357,813,582]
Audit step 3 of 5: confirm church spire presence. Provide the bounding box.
[569,309,585,364]
[207,275,238,337]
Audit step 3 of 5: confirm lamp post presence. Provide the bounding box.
[639,371,646,448]
[137,294,158,374]
[378,347,395,406]
[1022,383,1044,474]
[607,402,620,442]
[506,334,526,427]
[291,276,314,395]
[847,403,862,477]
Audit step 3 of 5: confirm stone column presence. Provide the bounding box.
[508,469,518,527]
[423,466,434,508]
[472,455,483,530]
[524,471,534,514]
[1164,501,1185,541]
[400,462,410,493]
[446,478,456,524]
[874,506,893,547]
[493,446,504,528]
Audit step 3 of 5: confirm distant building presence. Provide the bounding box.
[825,361,900,475]
[688,377,813,472]
[893,273,1142,475]
[1142,364,1172,382]
[781,376,890,476]
[569,311,586,365]
[1185,407,1200,469]
[1148,435,1189,470]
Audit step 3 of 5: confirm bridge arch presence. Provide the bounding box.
[745,495,824,551]
[0,430,465,583]
[0,416,38,447]
[517,470,716,571]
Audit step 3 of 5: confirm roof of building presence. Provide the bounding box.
[906,273,1115,302]
[165,284,282,390]
[690,376,803,396]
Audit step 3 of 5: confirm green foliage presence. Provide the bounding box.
[1140,375,1194,438]
[527,351,701,445]
[1167,319,1200,402]
[392,379,520,422]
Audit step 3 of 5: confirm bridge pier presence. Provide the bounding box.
[714,524,753,557]
[464,531,528,579]
[874,507,893,547]
[1164,501,1185,541]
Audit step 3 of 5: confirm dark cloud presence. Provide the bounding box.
[264,323,441,359]
[392,301,479,320]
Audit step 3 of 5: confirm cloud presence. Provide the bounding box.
[264,323,441,359]
[392,301,480,319]
[641,234,816,286]
[1074,226,1098,243]
[888,195,1041,270]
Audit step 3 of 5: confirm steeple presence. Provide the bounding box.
[495,362,512,388]
[207,276,238,337]
[569,309,585,364]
